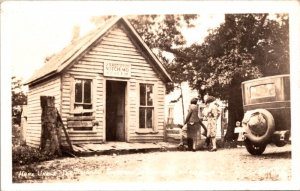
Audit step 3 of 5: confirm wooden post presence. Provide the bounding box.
[180,84,185,123]
[40,96,62,155]
[56,109,74,152]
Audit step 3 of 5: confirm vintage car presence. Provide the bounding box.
[241,74,291,155]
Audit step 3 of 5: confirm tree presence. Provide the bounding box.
[128,14,198,87]
[176,14,289,141]
[128,15,197,50]
[12,76,27,125]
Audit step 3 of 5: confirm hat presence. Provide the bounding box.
[204,95,215,104]
[190,98,198,104]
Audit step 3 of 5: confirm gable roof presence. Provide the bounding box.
[25,16,172,85]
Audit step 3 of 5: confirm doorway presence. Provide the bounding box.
[106,80,126,141]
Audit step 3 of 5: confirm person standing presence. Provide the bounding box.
[184,98,201,151]
[202,95,220,152]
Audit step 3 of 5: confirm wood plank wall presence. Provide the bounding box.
[60,24,167,144]
[26,77,61,148]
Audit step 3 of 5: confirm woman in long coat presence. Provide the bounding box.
[184,98,201,151]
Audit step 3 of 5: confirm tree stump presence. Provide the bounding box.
[40,96,62,156]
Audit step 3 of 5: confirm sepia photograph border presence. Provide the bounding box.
[1,0,300,190]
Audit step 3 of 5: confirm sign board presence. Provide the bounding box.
[104,62,131,78]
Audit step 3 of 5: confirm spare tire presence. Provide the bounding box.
[243,109,275,144]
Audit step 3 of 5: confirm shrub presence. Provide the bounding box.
[12,145,58,165]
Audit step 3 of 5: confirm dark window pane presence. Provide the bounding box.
[146,85,153,106]
[146,108,153,128]
[140,84,146,106]
[74,104,82,110]
[139,108,145,128]
[83,104,92,109]
[75,80,82,103]
[84,80,91,103]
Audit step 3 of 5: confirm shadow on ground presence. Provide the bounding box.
[258,151,291,159]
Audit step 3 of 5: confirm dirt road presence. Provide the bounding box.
[13,144,291,183]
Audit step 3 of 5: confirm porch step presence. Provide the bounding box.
[62,142,178,156]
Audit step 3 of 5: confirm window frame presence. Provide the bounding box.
[137,83,157,132]
[71,77,94,114]
[74,79,93,109]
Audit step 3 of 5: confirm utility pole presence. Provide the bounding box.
[180,83,185,123]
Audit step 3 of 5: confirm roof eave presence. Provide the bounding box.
[121,17,173,83]
[25,16,173,86]
[25,16,122,85]
[56,16,122,74]
[24,71,57,86]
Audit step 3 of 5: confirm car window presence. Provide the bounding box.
[250,83,276,99]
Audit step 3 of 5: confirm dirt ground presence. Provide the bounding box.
[13,144,291,183]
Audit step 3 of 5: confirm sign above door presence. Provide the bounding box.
[104,62,131,78]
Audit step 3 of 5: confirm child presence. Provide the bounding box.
[234,121,245,147]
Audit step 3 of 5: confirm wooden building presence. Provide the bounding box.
[24,17,172,148]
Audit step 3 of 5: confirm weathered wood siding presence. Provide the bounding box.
[26,77,61,148]
[127,80,166,143]
[60,73,103,144]
[61,24,166,143]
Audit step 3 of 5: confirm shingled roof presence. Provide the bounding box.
[25,16,172,85]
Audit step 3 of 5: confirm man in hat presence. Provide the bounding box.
[202,95,220,152]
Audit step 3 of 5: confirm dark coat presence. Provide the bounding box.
[184,104,200,124]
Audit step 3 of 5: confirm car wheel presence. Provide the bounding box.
[244,138,267,155]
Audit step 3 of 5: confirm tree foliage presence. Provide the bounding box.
[176,14,289,94]
[129,15,197,50]
[128,15,198,85]
[176,14,289,140]
[12,76,27,124]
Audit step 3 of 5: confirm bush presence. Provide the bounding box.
[12,145,58,165]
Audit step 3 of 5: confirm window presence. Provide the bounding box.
[250,83,275,99]
[139,84,154,129]
[74,79,92,110]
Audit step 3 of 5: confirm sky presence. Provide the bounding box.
[2,1,298,83]
[1,1,227,83]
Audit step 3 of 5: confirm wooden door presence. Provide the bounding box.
[106,80,126,141]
